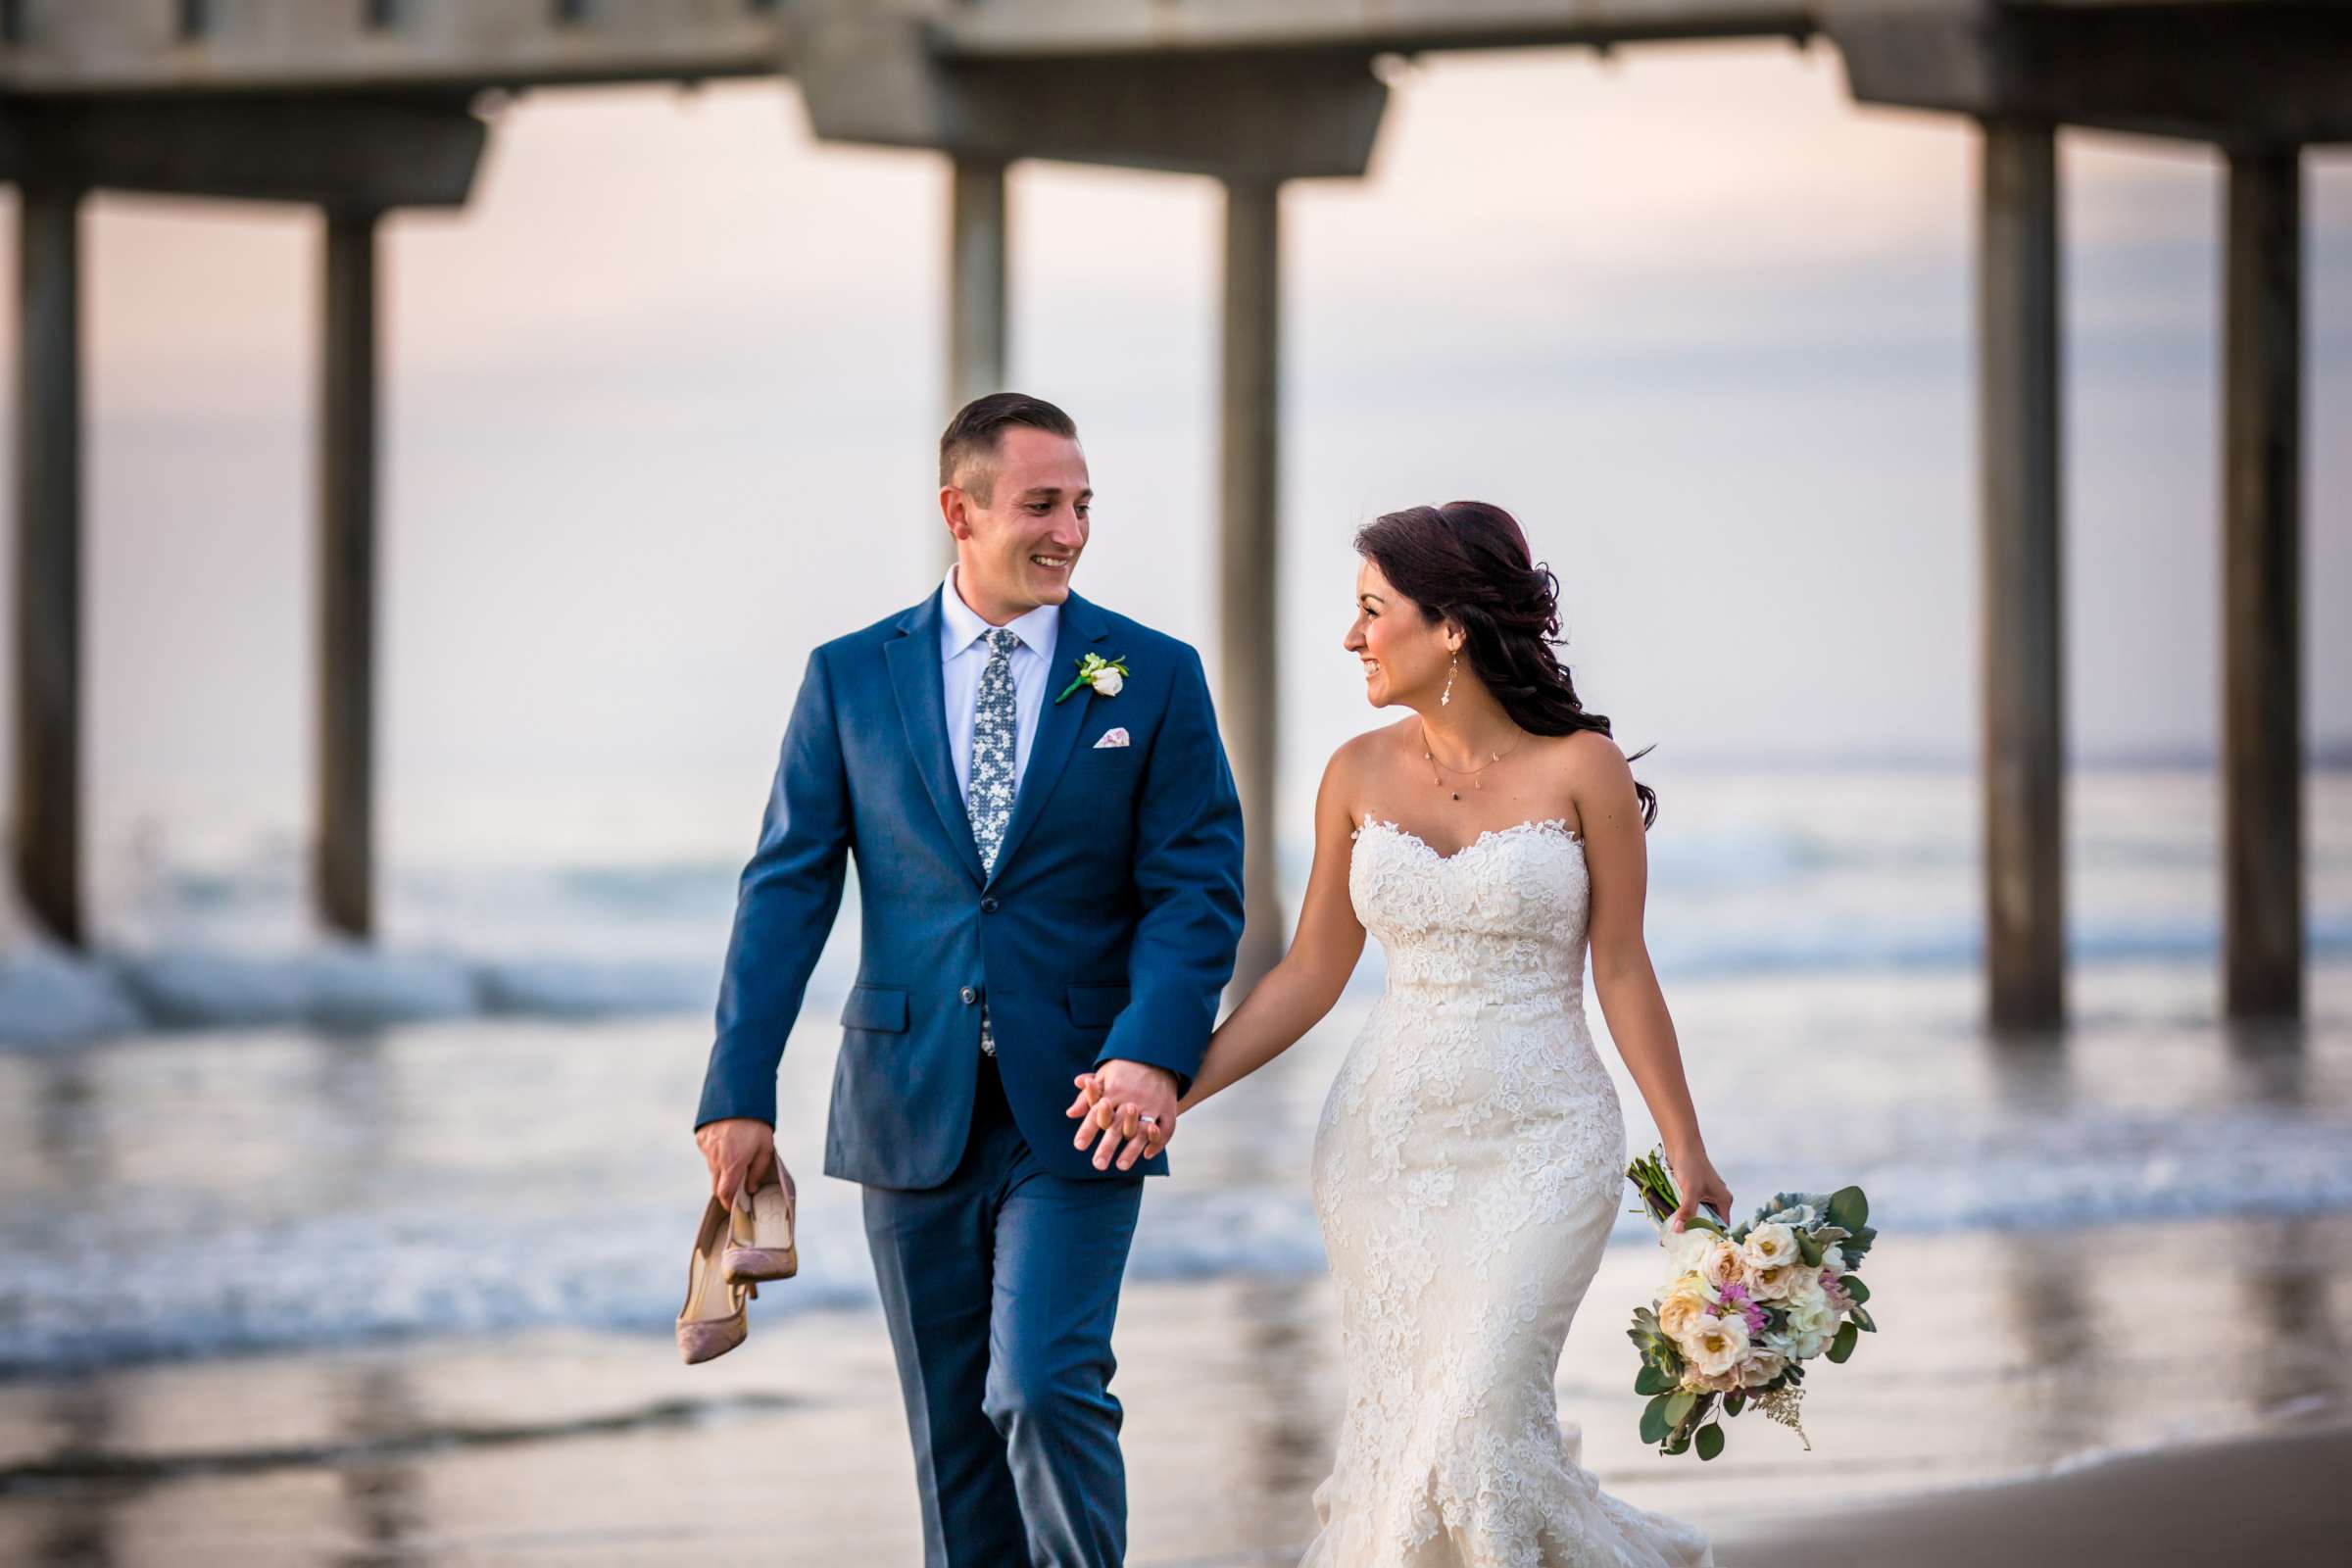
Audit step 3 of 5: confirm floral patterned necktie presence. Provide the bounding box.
[966,626,1020,1055]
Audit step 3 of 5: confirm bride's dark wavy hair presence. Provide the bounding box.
[1355,501,1658,829]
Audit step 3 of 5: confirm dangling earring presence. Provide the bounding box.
[1441,649,1457,707]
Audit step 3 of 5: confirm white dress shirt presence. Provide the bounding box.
[939,564,1060,807]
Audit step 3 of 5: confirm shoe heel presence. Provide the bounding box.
[722,1177,800,1285]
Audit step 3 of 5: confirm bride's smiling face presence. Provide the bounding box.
[1346,557,1456,710]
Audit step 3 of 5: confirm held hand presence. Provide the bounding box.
[1065,1071,1154,1168]
[1070,1060,1177,1172]
[1666,1144,1733,1234]
[1065,1069,1178,1171]
[1064,1072,1109,1122]
[696,1116,792,1209]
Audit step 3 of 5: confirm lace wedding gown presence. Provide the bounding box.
[1299,816,1716,1568]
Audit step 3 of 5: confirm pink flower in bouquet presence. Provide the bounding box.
[1718,1281,1770,1336]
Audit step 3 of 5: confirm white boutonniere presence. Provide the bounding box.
[1054,652,1130,704]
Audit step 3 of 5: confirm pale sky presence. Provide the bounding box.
[0,39,2343,872]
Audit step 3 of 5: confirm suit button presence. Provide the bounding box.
[981,896,1000,913]
[960,985,977,1004]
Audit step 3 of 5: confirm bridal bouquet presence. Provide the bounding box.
[1622,1147,1877,1460]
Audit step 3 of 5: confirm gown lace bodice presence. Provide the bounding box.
[1298,816,1715,1568]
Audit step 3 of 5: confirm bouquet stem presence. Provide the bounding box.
[1626,1147,1729,1238]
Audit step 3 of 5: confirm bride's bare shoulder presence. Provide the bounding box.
[1317,719,1416,823]
[1324,718,1415,780]
[1540,728,1641,834]
[1548,727,1634,780]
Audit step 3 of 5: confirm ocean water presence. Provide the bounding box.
[7,764,2348,1043]
[1,764,2347,1376]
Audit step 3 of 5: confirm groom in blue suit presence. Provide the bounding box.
[695,393,1247,1566]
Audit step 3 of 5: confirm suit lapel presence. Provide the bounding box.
[884,590,988,887]
[988,590,1109,888]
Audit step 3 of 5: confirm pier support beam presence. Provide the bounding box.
[1220,176,1282,994]
[2221,145,2304,1019]
[1976,121,2065,1029]
[12,184,85,948]
[948,155,1008,415]
[317,207,379,939]
[946,154,1008,569]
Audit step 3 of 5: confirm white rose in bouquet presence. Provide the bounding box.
[1776,1290,1838,1359]
[1783,1285,1838,1340]
[1680,1312,1751,1379]
[1656,1277,1717,1341]
[1701,1240,1745,1293]
[1740,1345,1789,1386]
[1664,1226,1717,1277]
[1743,1259,1805,1301]
[1739,1222,1799,1272]
[1780,1272,1830,1318]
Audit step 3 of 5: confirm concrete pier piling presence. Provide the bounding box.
[317,207,380,940]
[11,182,84,949]
[1218,176,1285,995]
[2221,145,2306,1020]
[1975,120,2066,1030]
[947,155,1010,571]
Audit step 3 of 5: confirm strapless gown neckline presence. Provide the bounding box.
[1352,813,1581,865]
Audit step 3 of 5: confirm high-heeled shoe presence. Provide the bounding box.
[676,1194,757,1365]
[723,1165,798,1285]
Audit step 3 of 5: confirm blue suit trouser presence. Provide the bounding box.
[861,1054,1145,1568]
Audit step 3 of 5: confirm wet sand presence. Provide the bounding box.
[5,1208,2348,1565]
[1709,1414,2352,1567]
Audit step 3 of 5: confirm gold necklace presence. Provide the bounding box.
[1421,717,1525,801]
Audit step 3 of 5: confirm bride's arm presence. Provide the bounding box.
[1177,748,1368,1110]
[1070,745,1367,1145]
[1577,735,1734,1228]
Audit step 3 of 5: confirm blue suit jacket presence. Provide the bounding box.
[694,585,1248,1190]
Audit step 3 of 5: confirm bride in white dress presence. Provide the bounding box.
[1073,501,1728,1567]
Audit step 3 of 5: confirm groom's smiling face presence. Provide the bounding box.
[943,426,1093,623]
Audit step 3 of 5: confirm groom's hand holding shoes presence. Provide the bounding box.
[697,1116,794,1208]
[1068,1059,1178,1172]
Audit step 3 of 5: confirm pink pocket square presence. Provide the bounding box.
[1092,728,1131,750]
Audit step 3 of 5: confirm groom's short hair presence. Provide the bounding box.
[940,392,1080,503]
